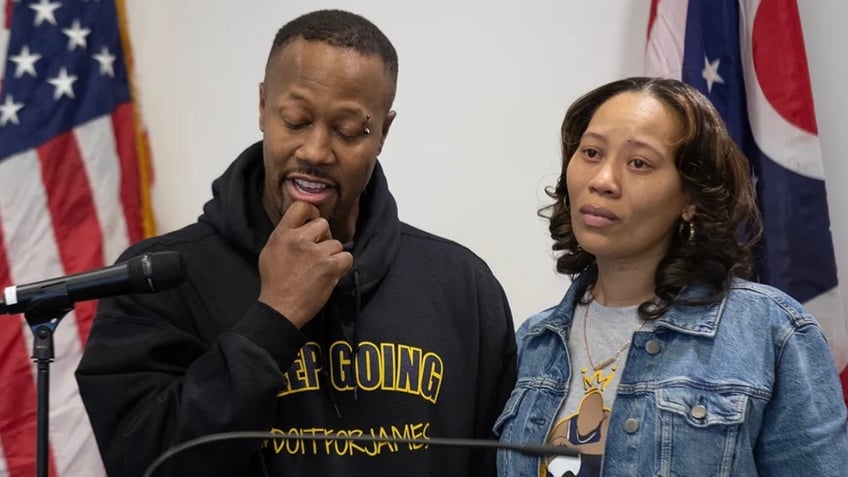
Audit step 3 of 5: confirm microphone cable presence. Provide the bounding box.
[142,431,579,477]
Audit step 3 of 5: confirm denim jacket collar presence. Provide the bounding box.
[526,266,726,340]
[525,266,595,340]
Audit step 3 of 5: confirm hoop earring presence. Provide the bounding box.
[678,220,695,243]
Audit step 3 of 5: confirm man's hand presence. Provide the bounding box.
[258,201,353,328]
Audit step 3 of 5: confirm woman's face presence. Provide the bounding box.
[566,92,691,266]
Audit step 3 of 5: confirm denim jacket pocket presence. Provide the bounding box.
[655,386,748,477]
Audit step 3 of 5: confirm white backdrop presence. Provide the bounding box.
[125,0,848,325]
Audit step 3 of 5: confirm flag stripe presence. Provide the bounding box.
[76,115,131,268]
[75,115,132,342]
[0,312,41,477]
[113,103,145,244]
[37,133,105,351]
[0,151,61,477]
[35,132,106,475]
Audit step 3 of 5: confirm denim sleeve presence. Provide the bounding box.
[754,322,848,473]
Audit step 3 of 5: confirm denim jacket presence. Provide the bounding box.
[495,270,848,476]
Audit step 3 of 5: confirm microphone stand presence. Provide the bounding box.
[22,285,74,477]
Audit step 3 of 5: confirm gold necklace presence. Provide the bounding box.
[582,296,647,371]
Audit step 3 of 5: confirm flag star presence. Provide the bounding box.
[92,46,117,76]
[9,45,42,78]
[702,56,725,93]
[29,0,62,27]
[47,67,78,99]
[63,19,91,51]
[0,95,25,126]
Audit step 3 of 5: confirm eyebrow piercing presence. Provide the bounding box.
[363,115,371,135]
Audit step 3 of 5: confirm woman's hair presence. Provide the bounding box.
[542,76,762,319]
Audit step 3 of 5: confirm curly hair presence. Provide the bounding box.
[266,9,398,105]
[542,77,762,319]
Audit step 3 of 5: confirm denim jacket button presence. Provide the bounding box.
[623,418,640,433]
[645,339,662,355]
[690,404,707,419]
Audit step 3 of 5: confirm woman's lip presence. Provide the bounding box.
[579,205,619,220]
[581,212,617,228]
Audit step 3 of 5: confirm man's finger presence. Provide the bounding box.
[278,201,321,230]
[314,238,344,256]
[333,251,354,276]
[299,217,333,243]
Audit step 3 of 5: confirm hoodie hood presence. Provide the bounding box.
[198,140,400,297]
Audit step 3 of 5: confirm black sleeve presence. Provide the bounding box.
[471,273,518,477]
[75,291,305,477]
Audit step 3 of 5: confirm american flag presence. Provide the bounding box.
[646,0,848,405]
[0,0,154,475]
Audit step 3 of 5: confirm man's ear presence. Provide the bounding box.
[258,82,265,133]
[377,110,396,156]
[682,204,696,221]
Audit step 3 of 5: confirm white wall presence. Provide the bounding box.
[125,0,848,325]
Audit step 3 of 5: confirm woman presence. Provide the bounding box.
[495,77,848,476]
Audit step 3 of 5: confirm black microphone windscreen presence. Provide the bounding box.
[127,251,187,293]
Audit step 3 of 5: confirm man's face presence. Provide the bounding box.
[259,39,396,243]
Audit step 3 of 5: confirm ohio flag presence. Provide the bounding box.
[0,0,154,475]
[646,0,848,405]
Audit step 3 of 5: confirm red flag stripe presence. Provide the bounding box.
[36,135,109,475]
[37,133,106,277]
[113,103,146,244]
[647,0,660,40]
[37,133,105,351]
[0,219,40,477]
[0,151,61,477]
[74,115,133,342]
[75,115,131,270]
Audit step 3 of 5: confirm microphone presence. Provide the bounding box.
[1,251,187,315]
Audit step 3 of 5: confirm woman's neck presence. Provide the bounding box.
[592,258,659,307]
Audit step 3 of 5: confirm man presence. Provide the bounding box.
[76,9,517,477]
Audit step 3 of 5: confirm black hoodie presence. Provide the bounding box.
[76,142,517,477]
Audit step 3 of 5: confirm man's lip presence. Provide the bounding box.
[286,174,336,188]
[579,205,619,221]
